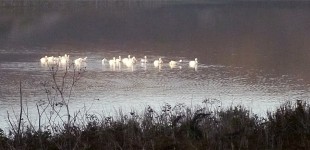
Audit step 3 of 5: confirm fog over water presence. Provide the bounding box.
[1,1,310,127]
[1,2,310,71]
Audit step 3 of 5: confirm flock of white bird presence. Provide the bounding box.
[102,55,198,69]
[40,54,71,66]
[40,54,198,69]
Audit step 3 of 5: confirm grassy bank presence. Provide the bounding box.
[1,100,310,149]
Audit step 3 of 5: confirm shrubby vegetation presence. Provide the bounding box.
[1,100,310,149]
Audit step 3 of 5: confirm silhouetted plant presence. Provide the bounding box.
[267,100,310,149]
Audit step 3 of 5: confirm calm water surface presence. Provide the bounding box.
[1,2,310,128]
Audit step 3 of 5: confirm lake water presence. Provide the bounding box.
[1,2,310,128]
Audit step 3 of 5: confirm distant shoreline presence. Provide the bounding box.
[1,0,310,9]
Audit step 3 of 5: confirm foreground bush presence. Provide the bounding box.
[1,100,310,149]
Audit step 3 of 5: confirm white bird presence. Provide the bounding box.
[47,56,54,64]
[169,60,177,65]
[74,58,82,65]
[60,54,70,65]
[189,58,198,68]
[60,57,66,65]
[74,57,87,68]
[154,58,163,67]
[109,57,116,66]
[124,57,137,67]
[169,60,182,69]
[64,54,69,59]
[169,60,182,66]
[40,56,48,64]
[53,56,61,64]
[102,58,108,64]
[115,56,122,64]
[140,56,148,63]
[74,59,82,68]
[82,57,87,62]
[122,55,131,64]
[131,56,137,63]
